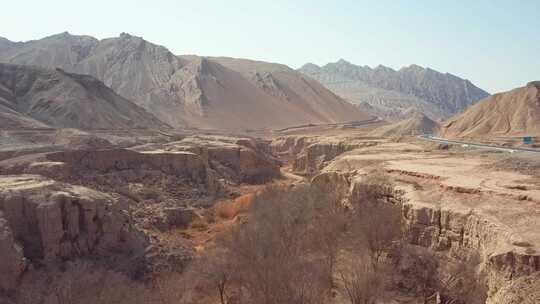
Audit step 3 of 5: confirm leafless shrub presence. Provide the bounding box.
[194,247,235,304]
[15,260,157,304]
[395,245,439,302]
[437,254,488,304]
[337,249,386,304]
[395,246,488,304]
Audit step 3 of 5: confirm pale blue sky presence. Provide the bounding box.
[2,0,539,93]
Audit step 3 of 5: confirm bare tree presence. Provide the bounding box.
[337,249,385,304]
[396,246,439,303]
[309,186,348,288]
[197,248,234,304]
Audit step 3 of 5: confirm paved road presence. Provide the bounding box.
[418,134,540,154]
[275,117,383,133]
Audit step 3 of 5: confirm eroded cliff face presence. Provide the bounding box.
[310,167,540,303]
[0,134,284,303]
[271,135,378,175]
[0,175,147,293]
[0,135,281,194]
[291,133,540,303]
[401,191,540,303]
[133,135,282,184]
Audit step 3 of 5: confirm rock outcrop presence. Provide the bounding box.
[0,212,27,291]
[400,193,540,303]
[0,135,281,196]
[272,135,377,175]
[134,135,281,183]
[0,175,147,292]
[46,149,208,182]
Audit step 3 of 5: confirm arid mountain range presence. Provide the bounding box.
[299,59,489,121]
[440,81,540,139]
[0,33,369,131]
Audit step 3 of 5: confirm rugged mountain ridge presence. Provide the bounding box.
[439,81,540,139]
[0,33,369,130]
[0,63,167,129]
[299,59,489,121]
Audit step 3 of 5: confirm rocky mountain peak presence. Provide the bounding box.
[403,63,424,71]
[336,58,352,65]
[299,63,321,73]
[119,32,134,39]
[374,64,395,73]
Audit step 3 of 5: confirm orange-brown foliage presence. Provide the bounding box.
[214,193,254,219]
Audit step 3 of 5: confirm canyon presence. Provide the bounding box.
[1,122,539,303]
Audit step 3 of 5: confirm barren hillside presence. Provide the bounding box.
[0,63,167,129]
[369,111,439,137]
[209,57,369,124]
[440,81,540,139]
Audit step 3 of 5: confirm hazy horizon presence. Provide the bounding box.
[2,0,539,93]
